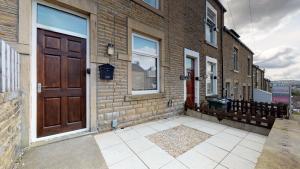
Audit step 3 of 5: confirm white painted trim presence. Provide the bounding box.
[0,40,5,92]
[6,44,10,91]
[33,128,89,142]
[131,33,160,95]
[184,48,200,106]
[36,24,88,39]
[205,1,218,45]
[206,56,218,96]
[30,0,90,143]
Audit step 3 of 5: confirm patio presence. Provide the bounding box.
[94,115,267,169]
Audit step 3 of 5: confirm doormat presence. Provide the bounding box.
[147,125,211,157]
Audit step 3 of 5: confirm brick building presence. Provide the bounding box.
[223,27,253,100]
[253,64,265,90]
[0,0,269,168]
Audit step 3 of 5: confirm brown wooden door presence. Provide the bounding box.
[37,29,86,137]
[186,58,195,109]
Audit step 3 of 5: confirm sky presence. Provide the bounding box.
[219,0,300,80]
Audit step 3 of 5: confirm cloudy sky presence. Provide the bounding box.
[219,0,300,80]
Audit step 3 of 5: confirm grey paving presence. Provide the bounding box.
[18,135,108,169]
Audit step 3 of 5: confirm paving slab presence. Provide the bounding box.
[18,135,108,169]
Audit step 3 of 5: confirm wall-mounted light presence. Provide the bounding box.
[107,43,115,56]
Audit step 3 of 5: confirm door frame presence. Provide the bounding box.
[184,48,200,106]
[30,0,90,142]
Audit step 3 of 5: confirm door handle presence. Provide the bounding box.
[37,83,42,93]
[37,83,48,93]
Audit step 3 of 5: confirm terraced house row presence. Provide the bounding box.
[0,0,270,168]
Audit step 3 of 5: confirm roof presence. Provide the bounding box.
[132,63,145,72]
[224,26,254,54]
[253,64,265,72]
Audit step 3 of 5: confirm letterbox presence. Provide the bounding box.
[99,64,115,80]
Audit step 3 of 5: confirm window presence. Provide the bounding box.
[234,82,239,99]
[132,34,159,95]
[205,2,217,45]
[247,57,251,75]
[206,56,217,96]
[143,0,159,9]
[225,82,231,98]
[233,47,238,71]
[37,4,87,35]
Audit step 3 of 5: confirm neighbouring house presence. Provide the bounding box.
[223,27,254,101]
[253,64,265,90]
[263,78,272,92]
[0,0,270,168]
[168,0,226,109]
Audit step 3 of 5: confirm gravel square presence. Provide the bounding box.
[147,125,211,157]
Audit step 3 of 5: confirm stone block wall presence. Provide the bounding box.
[0,0,18,42]
[96,0,184,131]
[95,0,226,131]
[223,30,253,100]
[0,92,22,169]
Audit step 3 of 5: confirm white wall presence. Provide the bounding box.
[253,89,272,103]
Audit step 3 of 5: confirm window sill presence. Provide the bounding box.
[233,70,239,73]
[125,92,166,101]
[205,40,218,49]
[206,94,218,98]
[131,0,164,17]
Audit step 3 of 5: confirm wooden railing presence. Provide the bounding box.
[198,100,289,129]
[0,40,20,92]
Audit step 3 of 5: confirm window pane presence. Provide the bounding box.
[186,58,193,70]
[133,35,158,56]
[143,0,159,9]
[132,54,157,91]
[37,4,87,35]
[207,61,216,95]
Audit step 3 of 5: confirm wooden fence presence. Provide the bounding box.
[0,40,20,92]
[199,100,289,129]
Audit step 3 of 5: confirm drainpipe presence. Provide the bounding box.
[221,7,224,98]
[252,64,254,99]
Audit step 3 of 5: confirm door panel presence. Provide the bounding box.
[186,57,195,109]
[37,29,86,137]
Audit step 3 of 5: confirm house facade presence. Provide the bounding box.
[223,27,253,101]
[0,0,266,168]
[253,64,265,90]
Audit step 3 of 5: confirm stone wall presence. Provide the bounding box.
[96,0,183,131]
[223,30,253,100]
[0,0,18,42]
[0,92,23,169]
[95,0,226,131]
[253,65,264,90]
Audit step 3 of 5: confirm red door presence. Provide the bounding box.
[186,57,195,109]
[37,29,86,137]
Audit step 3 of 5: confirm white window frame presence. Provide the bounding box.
[143,0,159,9]
[31,0,90,142]
[225,82,231,98]
[206,56,218,96]
[205,1,218,46]
[132,33,160,95]
[184,48,200,106]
